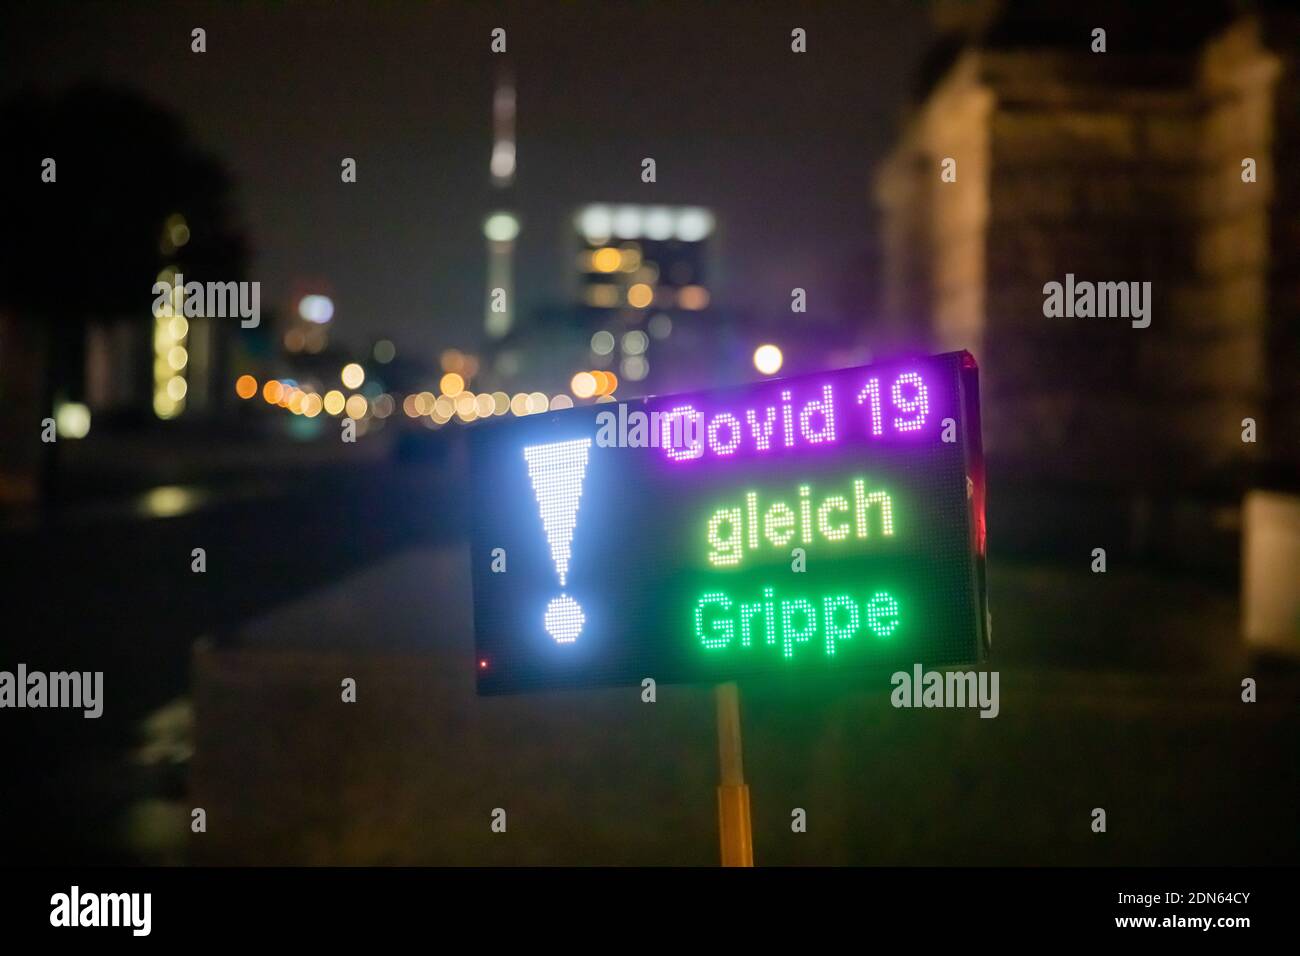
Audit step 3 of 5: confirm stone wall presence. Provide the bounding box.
[1263,11,1300,477]
[874,14,1292,561]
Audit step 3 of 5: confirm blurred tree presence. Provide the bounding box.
[0,82,248,315]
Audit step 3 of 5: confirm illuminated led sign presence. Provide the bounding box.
[470,351,989,694]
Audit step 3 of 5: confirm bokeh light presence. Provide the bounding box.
[341,363,365,389]
[298,294,334,324]
[753,343,784,375]
[344,394,368,419]
[440,372,465,397]
[618,246,642,272]
[54,402,91,439]
[613,205,641,238]
[483,211,520,243]
[592,247,621,273]
[627,283,653,308]
[577,205,613,243]
[622,330,648,355]
[677,285,710,310]
[674,207,714,242]
[643,206,673,240]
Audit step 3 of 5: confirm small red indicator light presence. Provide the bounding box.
[479,659,489,669]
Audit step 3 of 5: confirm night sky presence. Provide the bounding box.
[1,1,931,357]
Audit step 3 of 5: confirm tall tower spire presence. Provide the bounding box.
[484,70,517,339]
[491,73,516,188]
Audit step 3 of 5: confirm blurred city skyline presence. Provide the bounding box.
[0,1,931,358]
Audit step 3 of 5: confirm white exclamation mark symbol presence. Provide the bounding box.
[523,438,592,644]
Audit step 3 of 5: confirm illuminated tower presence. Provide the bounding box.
[484,72,518,339]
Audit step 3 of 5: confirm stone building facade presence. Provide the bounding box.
[875,8,1298,562]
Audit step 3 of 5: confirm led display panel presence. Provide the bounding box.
[470,351,989,694]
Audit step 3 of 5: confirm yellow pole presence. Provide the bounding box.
[715,681,753,866]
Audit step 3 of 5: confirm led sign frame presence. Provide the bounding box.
[470,351,989,694]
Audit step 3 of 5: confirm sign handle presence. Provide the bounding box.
[714,681,754,866]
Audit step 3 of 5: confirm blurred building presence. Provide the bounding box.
[875,3,1299,564]
[570,202,716,392]
[479,196,877,404]
[0,85,254,506]
[148,266,243,423]
[572,203,715,314]
[478,203,718,399]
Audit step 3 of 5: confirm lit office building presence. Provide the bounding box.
[574,204,714,314]
[572,204,715,385]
